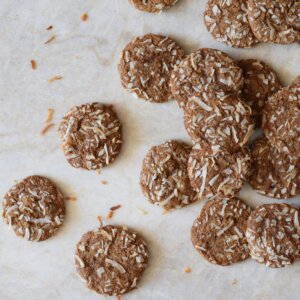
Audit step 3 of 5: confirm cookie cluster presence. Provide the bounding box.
[204,0,300,47]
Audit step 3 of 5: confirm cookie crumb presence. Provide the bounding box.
[80,13,88,22]
[110,205,122,211]
[40,123,55,136]
[30,60,37,70]
[183,267,191,273]
[46,25,53,30]
[138,208,148,215]
[97,215,103,227]
[65,196,77,201]
[48,75,62,83]
[232,279,238,285]
[45,108,54,123]
[44,35,56,45]
[106,210,114,219]
[101,180,108,185]
[116,296,121,300]
[162,209,169,215]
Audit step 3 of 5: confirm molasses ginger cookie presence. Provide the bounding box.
[246,203,300,268]
[188,143,251,200]
[249,137,300,199]
[204,0,258,48]
[75,225,149,296]
[170,48,243,108]
[191,198,252,266]
[140,140,198,210]
[129,0,179,13]
[58,102,122,170]
[184,94,254,152]
[238,59,282,127]
[262,81,300,157]
[2,175,65,242]
[118,34,185,103]
[247,0,300,44]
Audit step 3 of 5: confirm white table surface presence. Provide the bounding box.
[0,1,299,299]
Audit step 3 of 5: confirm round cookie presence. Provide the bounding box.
[170,48,243,108]
[246,203,300,268]
[140,140,198,210]
[262,81,300,157]
[2,175,65,242]
[238,59,282,127]
[129,0,179,13]
[247,0,300,44]
[204,0,258,48]
[191,198,252,266]
[58,102,122,170]
[188,143,251,200]
[249,137,300,199]
[75,225,149,296]
[184,94,254,152]
[118,34,185,103]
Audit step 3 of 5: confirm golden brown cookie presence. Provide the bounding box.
[129,0,179,13]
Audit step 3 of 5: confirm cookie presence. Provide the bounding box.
[246,203,300,268]
[184,94,254,152]
[140,140,198,210]
[238,59,282,127]
[170,48,243,108]
[188,143,251,200]
[129,0,179,13]
[118,34,185,103]
[191,198,252,266]
[249,137,300,199]
[58,102,122,170]
[247,0,300,44]
[262,81,300,157]
[204,0,258,48]
[2,175,65,242]
[75,225,149,296]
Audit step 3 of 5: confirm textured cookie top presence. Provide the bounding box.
[238,59,282,127]
[170,48,243,108]
[58,102,122,170]
[246,203,300,268]
[118,34,185,103]
[2,175,65,242]
[247,0,300,44]
[129,0,179,13]
[188,143,251,200]
[204,0,258,48]
[262,82,300,157]
[249,137,300,199]
[184,94,254,152]
[140,140,198,210]
[191,198,252,266]
[75,225,149,296]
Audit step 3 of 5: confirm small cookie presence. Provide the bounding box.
[262,81,300,157]
[204,0,258,48]
[247,0,300,44]
[58,102,122,170]
[188,143,251,200]
[184,94,254,152]
[238,59,282,127]
[129,0,179,13]
[118,34,185,103]
[191,198,252,266]
[170,48,243,108]
[140,140,198,210]
[75,225,149,296]
[246,203,300,268]
[249,137,300,199]
[2,175,65,242]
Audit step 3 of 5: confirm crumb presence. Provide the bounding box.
[106,210,113,219]
[48,75,62,83]
[97,215,103,227]
[46,25,53,30]
[138,208,148,215]
[116,296,121,300]
[162,209,169,215]
[183,267,191,273]
[97,169,102,175]
[65,196,77,201]
[40,123,55,136]
[101,180,108,185]
[80,13,88,22]
[110,205,122,211]
[232,279,238,285]
[30,60,37,70]
[45,108,54,123]
[44,35,56,44]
